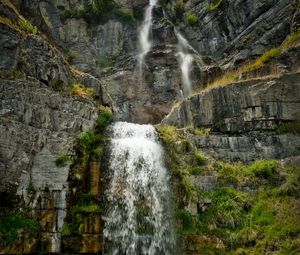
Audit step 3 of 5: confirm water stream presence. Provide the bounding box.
[176,32,194,97]
[137,0,157,76]
[103,122,176,255]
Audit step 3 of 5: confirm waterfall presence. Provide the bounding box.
[138,0,157,75]
[103,122,176,255]
[176,32,194,97]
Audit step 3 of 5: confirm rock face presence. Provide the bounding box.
[0,78,98,253]
[163,72,300,161]
[168,0,298,66]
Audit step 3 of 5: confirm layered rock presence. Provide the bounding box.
[0,78,98,253]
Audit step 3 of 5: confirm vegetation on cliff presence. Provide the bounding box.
[157,125,300,255]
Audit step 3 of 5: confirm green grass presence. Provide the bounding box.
[282,30,300,49]
[18,18,37,34]
[156,125,179,146]
[0,211,38,246]
[186,13,199,26]
[55,155,72,167]
[204,0,223,12]
[72,204,100,214]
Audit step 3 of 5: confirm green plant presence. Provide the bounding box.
[71,83,94,97]
[276,121,300,135]
[0,211,38,246]
[193,128,210,136]
[246,160,278,179]
[282,30,300,49]
[93,147,104,159]
[18,18,37,34]
[72,204,100,214]
[55,155,72,167]
[194,150,207,166]
[174,2,185,20]
[156,125,179,145]
[186,13,199,26]
[204,0,223,12]
[251,47,282,69]
[113,8,135,24]
[96,108,112,129]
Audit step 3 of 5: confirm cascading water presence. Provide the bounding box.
[176,32,194,97]
[137,0,157,75]
[103,122,176,255]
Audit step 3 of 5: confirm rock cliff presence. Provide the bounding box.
[0,0,299,254]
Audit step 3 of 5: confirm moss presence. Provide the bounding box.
[0,211,38,246]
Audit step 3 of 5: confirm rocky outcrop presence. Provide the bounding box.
[168,0,298,67]
[0,78,98,253]
[162,71,300,161]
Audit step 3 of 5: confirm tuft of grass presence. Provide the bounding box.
[156,125,179,145]
[186,13,199,26]
[18,18,37,34]
[204,0,223,12]
[251,47,282,69]
[282,30,300,49]
[55,155,72,167]
[71,83,94,97]
[193,128,210,136]
[194,150,207,166]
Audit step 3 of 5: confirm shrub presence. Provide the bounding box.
[78,131,97,149]
[96,107,113,129]
[71,83,94,97]
[186,13,199,26]
[55,155,72,167]
[0,212,38,246]
[18,18,37,34]
[246,160,278,179]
